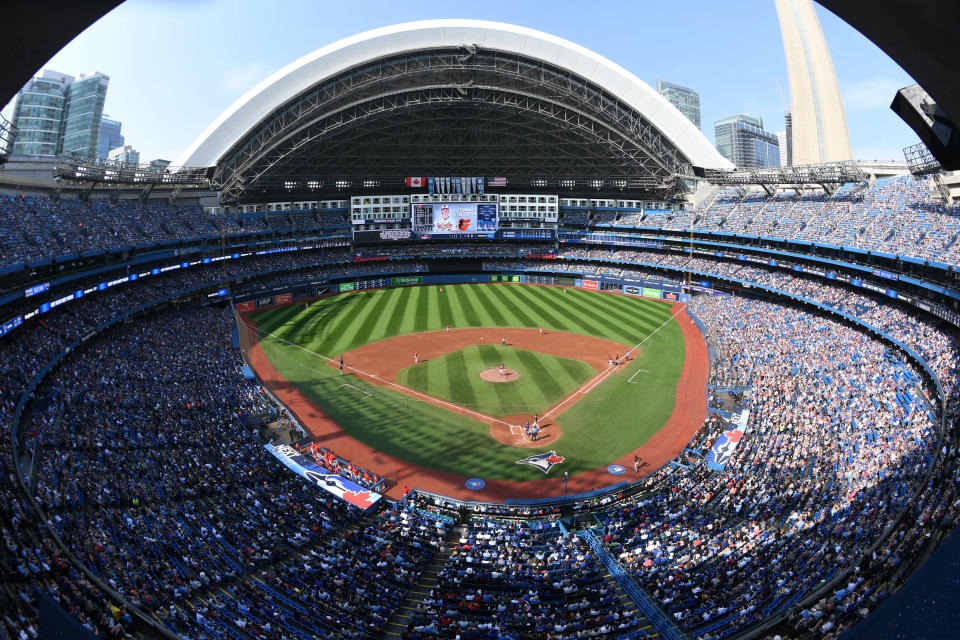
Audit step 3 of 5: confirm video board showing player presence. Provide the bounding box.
[411,203,498,236]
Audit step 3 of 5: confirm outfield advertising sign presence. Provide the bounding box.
[255,296,274,309]
[265,443,382,510]
[622,285,641,296]
[642,287,661,299]
[275,293,292,305]
[391,276,423,286]
[338,282,355,292]
[581,280,599,290]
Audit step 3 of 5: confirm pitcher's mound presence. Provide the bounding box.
[480,368,518,382]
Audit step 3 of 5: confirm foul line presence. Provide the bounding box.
[244,303,685,427]
[539,304,688,421]
[339,383,371,397]
[243,321,514,426]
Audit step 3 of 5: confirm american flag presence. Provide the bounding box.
[488,176,507,187]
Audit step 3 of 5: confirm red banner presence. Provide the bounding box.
[582,280,599,290]
[237,301,255,313]
[275,293,292,305]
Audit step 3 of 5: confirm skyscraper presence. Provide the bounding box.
[775,0,852,163]
[715,115,781,169]
[97,117,124,159]
[8,70,110,158]
[8,71,72,157]
[60,73,110,157]
[657,79,701,129]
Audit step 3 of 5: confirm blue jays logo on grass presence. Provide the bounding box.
[516,451,565,474]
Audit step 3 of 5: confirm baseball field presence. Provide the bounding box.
[243,283,706,496]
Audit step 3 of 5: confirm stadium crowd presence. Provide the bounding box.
[403,519,643,639]
[558,175,960,265]
[0,196,959,640]
[597,296,946,638]
[0,195,350,267]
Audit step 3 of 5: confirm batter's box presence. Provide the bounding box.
[509,425,524,436]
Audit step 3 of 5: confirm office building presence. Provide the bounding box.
[60,73,110,157]
[8,71,72,156]
[97,118,124,159]
[657,79,701,129]
[108,145,140,166]
[715,114,781,169]
[8,70,110,158]
[775,0,852,163]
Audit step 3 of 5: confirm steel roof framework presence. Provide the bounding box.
[213,49,693,202]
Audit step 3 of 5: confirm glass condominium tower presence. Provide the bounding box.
[9,71,72,156]
[715,115,781,169]
[9,70,110,158]
[657,79,701,130]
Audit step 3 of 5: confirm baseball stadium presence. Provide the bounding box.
[2,4,960,640]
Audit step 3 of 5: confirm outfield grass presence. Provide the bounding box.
[251,284,686,480]
[396,344,595,418]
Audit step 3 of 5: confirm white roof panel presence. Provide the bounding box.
[175,19,732,170]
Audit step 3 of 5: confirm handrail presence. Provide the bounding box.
[577,528,690,640]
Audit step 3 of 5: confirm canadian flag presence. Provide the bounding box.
[405,176,425,187]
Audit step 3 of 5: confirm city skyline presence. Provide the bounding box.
[1,0,920,165]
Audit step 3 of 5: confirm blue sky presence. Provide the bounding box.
[2,0,920,164]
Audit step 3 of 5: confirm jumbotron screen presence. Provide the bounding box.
[411,202,498,238]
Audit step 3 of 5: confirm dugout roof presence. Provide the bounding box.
[174,20,732,202]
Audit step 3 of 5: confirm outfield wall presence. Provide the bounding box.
[234,271,688,312]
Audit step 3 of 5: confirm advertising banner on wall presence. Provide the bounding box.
[255,296,274,309]
[581,280,599,290]
[264,443,382,510]
[642,287,661,299]
[237,301,255,313]
[275,293,292,305]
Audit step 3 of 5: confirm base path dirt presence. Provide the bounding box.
[491,415,562,448]
[336,327,623,381]
[244,297,708,502]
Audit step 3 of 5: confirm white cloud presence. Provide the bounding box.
[220,61,273,95]
[842,77,905,112]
